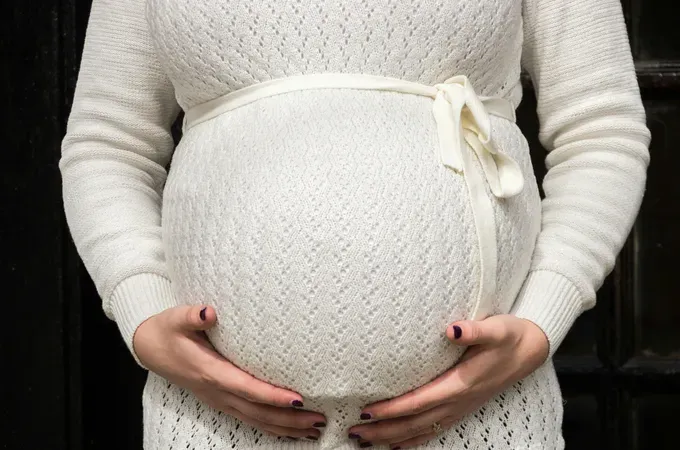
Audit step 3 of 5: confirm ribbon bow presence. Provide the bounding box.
[432,76,524,199]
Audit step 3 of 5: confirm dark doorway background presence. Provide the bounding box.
[2,1,679,449]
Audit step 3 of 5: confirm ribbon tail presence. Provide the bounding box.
[457,128,498,321]
[432,93,465,172]
[463,130,524,199]
[491,151,524,198]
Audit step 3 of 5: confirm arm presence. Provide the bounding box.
[510,0,652,358]
[60,0,182,365]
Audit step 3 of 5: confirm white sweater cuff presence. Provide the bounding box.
[510,270,584,359]
[109,273,179,368]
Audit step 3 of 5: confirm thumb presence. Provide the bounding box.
[167,305,217,332]
[446,317,506,346]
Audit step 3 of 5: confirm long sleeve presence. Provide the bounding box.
[60,0,182,365]
[511,0,651,358]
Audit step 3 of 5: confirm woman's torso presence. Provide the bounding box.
[154,1,544,446]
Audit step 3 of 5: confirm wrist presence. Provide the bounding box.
[510,270,584,359]
[517,317,551,366]
[109,273,179,368]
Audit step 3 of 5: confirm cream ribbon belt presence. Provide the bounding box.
[182,73,525,321]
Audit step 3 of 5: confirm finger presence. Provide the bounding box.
[387,414,459,449]
[202,358,305,408]
[223,390,327,429]
[388,429,437,449]
[219,402,321,440]
[167,304,217,332]
[360,368,467,420]
[348,403,452,444]
[446,316,509,346]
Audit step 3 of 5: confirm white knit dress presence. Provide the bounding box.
[60,1,651,449]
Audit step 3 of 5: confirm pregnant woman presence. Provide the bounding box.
[60,0,651,449]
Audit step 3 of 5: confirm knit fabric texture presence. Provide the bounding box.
[60,0,651,449]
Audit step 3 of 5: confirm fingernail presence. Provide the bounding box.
[313,422,326,428]
[453,325,462,339]
[392,447,401,450]
[360,413,371,420]
[306,435,318,441]
[199,307,207,321]
[348,433,361,439]
[360,442,373,448]
[291,400,304,407]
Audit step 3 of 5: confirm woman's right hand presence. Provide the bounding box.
[133,304,326,440]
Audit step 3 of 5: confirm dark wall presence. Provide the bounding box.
[1,1,679,449]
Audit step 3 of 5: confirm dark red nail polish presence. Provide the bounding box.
[291,400,304,407]
[306,435,318,441]
[199,307,207,321]
[313,422,326,428]
[349,433,361,439]
[453,325,462,339]
[360,442,373,448]
[360,413,371,420]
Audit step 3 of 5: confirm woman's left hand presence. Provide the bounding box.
[348,315,550,449]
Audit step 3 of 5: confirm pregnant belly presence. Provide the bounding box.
[162,90,540,412]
